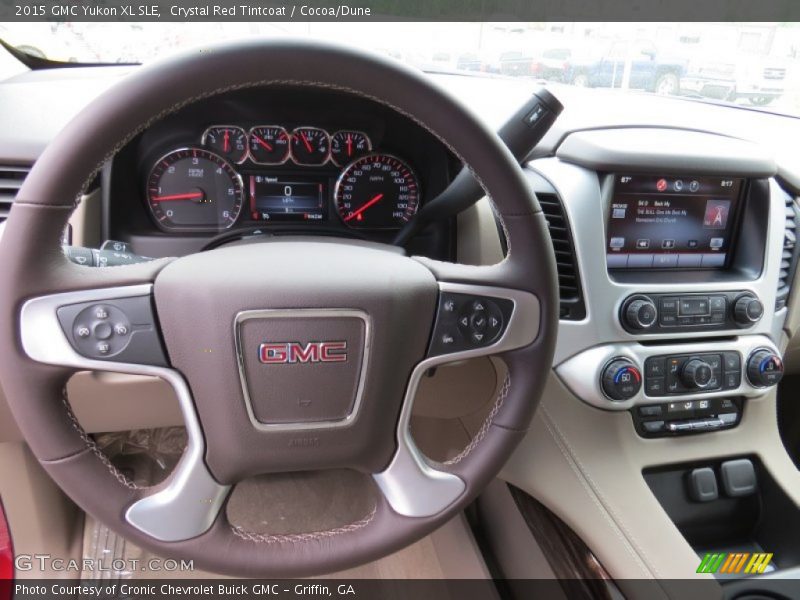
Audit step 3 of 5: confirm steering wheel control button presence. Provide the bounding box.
[601,359,642,401]
[92,322,113,340]
[428,292,513,357]
[621,296,658,330]
[746,349,784,387]
[734,294,764,325]
[56,296,168,366]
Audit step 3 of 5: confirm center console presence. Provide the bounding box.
[546,163,788,438]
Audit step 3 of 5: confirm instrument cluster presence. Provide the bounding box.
[145,124,420,232]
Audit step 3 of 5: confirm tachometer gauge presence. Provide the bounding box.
[335,154,420,229]
[248,125,290,165]
[330,130,371,167]
[202,125,248,164]
[146,148,244,231]
[290,126,330,166]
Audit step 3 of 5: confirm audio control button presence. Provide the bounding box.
[623,297,658,330]
[734,295,764,325]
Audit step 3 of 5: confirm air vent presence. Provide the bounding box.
[776,193,800,310]
[537,192,586,320]
[0,165,30,224]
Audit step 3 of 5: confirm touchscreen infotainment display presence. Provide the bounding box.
[606,174,744,269]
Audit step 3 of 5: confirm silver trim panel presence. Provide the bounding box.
[556,335,781,411]
[20,285,230,542]
[373,282,540,517]
[233,308,371,432]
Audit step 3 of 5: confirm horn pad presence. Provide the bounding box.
[154,238,437,482]
[235,310,368,428]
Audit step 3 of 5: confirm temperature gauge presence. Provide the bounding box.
[330,130,371,167]
[290,126,330,166]
[202,126,248,164]
[248,126,290,165]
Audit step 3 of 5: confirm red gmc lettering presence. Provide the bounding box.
[259,342,347,364]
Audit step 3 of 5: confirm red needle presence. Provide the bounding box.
[253,135,273,151]
[300,132,313,153]
[151,192,203,202]
[344,193,384,222]
[223,129,230,153]
[346,133,353,157]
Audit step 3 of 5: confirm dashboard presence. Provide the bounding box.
[104,86,458,259]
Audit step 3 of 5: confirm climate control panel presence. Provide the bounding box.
[620,291,763,334]
[644,352,741,397]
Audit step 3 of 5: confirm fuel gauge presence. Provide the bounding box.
[202,126,248,164]
[290,126,330,166]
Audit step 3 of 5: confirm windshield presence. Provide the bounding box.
[2,22,800,116]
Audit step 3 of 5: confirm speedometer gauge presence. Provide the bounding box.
[146,148,244,231]
[334,154,420,229]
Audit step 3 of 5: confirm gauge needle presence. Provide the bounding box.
[223,129,230,153]
[253,135,273,151]
[300,132,313,153]
[344,193,384,222]
[151,192,203,202]
[347,133,353,157]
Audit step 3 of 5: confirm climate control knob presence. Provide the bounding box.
[623,297,658,330]
[601,359,642,401]
[734,295,764,325]
[681,359,714,390]
[746,349,784,388]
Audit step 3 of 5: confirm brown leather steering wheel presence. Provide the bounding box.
[0,40,557,576]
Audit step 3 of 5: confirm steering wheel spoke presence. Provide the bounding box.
[374,280,540,517]
[20,283,230,542]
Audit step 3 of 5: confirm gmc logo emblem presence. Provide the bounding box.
[258,341,348,364]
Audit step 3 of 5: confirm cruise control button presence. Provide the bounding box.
[75,325,91,338]
[97,342,110,355]
[94,306,109,320]
[93,322,112,340]
[114,324,129,336]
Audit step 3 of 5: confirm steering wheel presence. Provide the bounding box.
[0,40,557,576]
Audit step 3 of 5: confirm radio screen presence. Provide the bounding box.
[248,174,327,222]
[606,174,743,269]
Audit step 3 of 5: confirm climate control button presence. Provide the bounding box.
[681,359,714,390]
[601,359,642,401]
[746,349,784,387]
